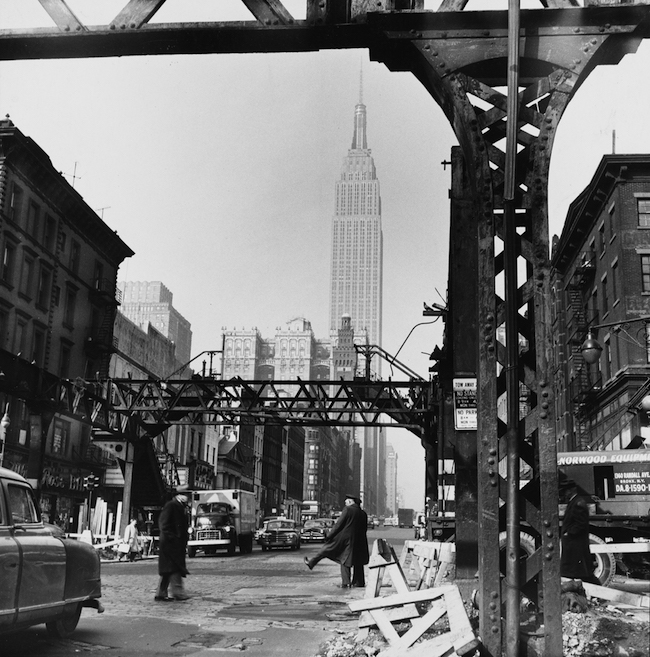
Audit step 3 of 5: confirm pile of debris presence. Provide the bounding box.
[314,539,649,657]
[561,604,649,657]
[317,603,649,657]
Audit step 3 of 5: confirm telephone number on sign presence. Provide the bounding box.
[614,483,648,494]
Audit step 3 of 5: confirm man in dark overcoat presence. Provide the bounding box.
[304,494,369,588]
[560,480,598,585]
[155,485,191,601]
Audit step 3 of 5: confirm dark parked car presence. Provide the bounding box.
[300,518,334,543]
[258,519,301,551]
[0,467,103,637]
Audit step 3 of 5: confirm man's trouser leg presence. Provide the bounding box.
[156,574,171,598]
[352,564,365,587]
[340,564,352,587]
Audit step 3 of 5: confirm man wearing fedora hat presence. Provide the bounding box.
[304,493,369,588]
[155,485,192,601]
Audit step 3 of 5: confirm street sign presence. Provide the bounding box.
[453,378,477,431]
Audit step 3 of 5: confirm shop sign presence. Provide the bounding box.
[613,464,650,496]
[41,467,86,492]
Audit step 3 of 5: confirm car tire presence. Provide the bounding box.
[188,547,196,558]
[261,545,268,552]
[46,602,82,639]
[589,534,616,587]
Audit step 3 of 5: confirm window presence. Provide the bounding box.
[603,338,611,381]
[602,275,608,315]
[27,202,40,238]
[64,287,77,326]
[32,326,46,368]
[7,183,23,224]
[59,341,71,378]
[7,484,40,524]
[51,419,71,456]
[69,240,80,275]
[1,240,16,286]
[43,215,57,252]
[93,260,104,290]
[14,317,27,355]
[0,305,8,350]
[642,255,650,293]
[36,265,52,308]
[19,256,34,299]
[638,199,650,228]
[608,205,616,241]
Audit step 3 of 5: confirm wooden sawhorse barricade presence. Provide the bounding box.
[348,539,479,657]
[400,540,456,590]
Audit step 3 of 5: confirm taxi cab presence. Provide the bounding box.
[0,467,103,637]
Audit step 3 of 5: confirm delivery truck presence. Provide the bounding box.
[187,489,256,557]
[398,507,415,528]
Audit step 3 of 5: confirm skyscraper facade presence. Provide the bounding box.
[329,97,386,515]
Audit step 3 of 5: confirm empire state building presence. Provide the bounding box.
[329,97,385,515]
[329,100,383,348]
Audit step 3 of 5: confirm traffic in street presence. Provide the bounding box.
[0,527,411,657]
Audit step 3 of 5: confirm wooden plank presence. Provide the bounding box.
[582,581,650,609]
[444,586,480,656]
[379,631,454,657]
[396,599,448,649]
[358,604,420,629]
[348,586,454,612]
[367,609,401,645]
[590,542,650,554]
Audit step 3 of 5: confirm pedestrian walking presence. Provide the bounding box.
[124,518,141,562]
[560,479,599,585]
[304,494,369,588]
[155,485,192,601]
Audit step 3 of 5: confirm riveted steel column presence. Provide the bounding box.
[504,2,522,654]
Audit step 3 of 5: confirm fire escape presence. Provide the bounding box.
[85,278,121,380]
[565,250,601,449]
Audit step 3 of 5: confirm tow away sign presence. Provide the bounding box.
[453,378,477,430]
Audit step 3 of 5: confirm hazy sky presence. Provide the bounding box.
[1,2,650,509]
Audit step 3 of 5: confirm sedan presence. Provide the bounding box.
[0,466,103,638]
[300,518,333,543]
[258,519,301,551]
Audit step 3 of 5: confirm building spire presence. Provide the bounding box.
[351,65,367,151]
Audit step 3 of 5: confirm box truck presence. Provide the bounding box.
[187,489,256,557]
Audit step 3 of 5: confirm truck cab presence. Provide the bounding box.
[187,489,256,557]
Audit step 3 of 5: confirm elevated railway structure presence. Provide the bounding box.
[3,2,650,654]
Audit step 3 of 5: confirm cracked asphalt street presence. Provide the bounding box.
[0,528,405,656]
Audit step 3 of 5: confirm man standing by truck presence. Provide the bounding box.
[560,480,599,585]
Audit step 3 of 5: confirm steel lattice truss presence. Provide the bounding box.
[58,377,432,437]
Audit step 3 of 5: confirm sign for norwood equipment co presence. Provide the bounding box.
[558,451,650,466]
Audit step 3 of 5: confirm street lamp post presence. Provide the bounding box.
[580,314,650,364]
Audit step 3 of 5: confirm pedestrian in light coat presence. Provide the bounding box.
[304,494,369,588]
[155,485,191,601]
[124,518,141,562]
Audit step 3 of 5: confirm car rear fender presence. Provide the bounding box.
[62,538,101,600]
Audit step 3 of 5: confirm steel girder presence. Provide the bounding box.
[362,7,650,657]
[3,3,650,656]
[55,377,432,436]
